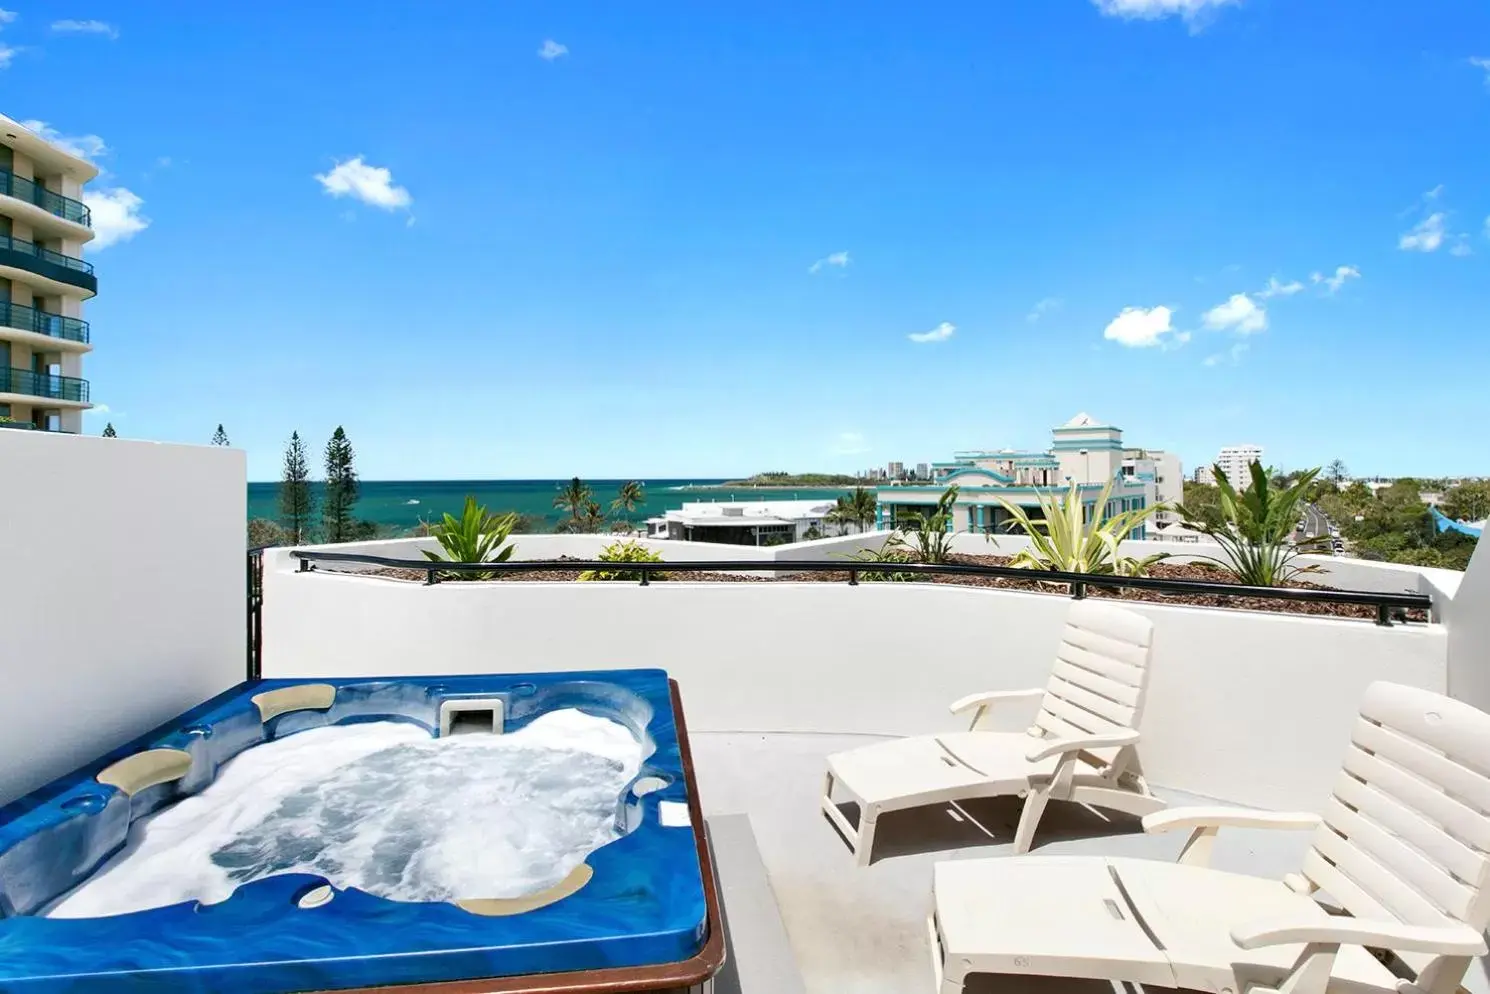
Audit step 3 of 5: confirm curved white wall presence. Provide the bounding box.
[260,550,1448,813]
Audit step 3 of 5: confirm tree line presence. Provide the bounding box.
[247,427,365,547]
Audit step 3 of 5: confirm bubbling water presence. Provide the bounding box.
[47,709,642,918]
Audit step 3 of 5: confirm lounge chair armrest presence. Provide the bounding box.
[1024,729,1140,762]
[1143,807,1322,836]
[1232,914,1487,957]
[948,688,1044,716]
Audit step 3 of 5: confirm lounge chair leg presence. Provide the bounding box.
[857,806,878,867]
[1013,785,1050,855]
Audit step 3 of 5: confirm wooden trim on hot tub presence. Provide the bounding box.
[321,679,727,994]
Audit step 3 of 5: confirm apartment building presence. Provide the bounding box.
[0,115,97,434]
[1215,444,1263,485]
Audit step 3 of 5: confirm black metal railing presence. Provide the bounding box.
[0,367,90,403]
[0,301,90,344]
[0,169,93,227]
[247,548,265,681]
[0,233,93,275]
[288,550,1434,626]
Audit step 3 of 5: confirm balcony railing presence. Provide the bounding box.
[0,234,97,294]
[0,367,90,403]
[0,169,92,227]
[0,301,90,344]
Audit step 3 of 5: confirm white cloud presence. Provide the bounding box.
[1257,276,1304,299]
[1399,212,1446,252]
[1202,293,1267,335]
[1450,239,1473,258]
[539,39,568,60]
[1203,342,1250,367]
[18,120,108,160]
[908,321,956,344]
[0,8,15,25]
[83,188,149,249]
[1424,184,1444,200]
[808,251,850,274]
[1091,0,1237,28]
[314,156,412,210]
[1485,215,1490,238]
[83,403,111,417]
[51,19,118,38]
[1471,57,1490,87]
[0,43,18,68]
[1310,265,1360,294]
[1026,297,1062,323]
[1102,306,1184,348]
[833,431,870,456]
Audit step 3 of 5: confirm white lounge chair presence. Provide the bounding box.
[930,682,1490,994]
[822,599,1164,866]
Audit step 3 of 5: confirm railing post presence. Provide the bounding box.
[848,568,859,586]
[1376,604,1392,627]
[1071,580,1087,600]
[640,566,650,586]
[425,569,438,586]
[298,557,310,572]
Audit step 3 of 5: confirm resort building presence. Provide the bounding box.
[1193,464,1216,484]
[644,498,858,545]
[904,413,1181,537]
[0,116,96,434]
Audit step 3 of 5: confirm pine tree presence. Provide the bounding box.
[322,426,360,543]
[101,422,117,438]
[279,431,314,543]
[212,424,229,446]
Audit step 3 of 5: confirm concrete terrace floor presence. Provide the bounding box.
[688,731,1490,994]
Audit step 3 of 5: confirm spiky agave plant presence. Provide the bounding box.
[996,478,1170,576]
[422,496,518,580]
[1177,462,1329,585]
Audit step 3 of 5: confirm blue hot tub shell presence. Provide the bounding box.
[0,668,709,993]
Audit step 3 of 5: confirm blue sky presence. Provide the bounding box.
[3,0,1487,481]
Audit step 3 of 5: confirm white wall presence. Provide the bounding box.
[1446,536,1490,714]
[0,432,245,806]
[260,552,1448,812]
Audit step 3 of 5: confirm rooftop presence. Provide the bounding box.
[3,430,1487,994]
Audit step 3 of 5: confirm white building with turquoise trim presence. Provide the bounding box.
[875,413,1183,537]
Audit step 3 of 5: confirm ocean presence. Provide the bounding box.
[245,479,856,534]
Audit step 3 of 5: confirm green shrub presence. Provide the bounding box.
[247,518,287,548]
[1177,463,1327,585]
[579,539,666,582]
[840,538,921,582]
[997,478,1169,576]
[422,495,519,580]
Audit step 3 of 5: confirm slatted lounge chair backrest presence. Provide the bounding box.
[1300,681,1490,962]
[1030,601,1156,767]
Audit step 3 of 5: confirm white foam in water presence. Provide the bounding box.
[48,709,642,918]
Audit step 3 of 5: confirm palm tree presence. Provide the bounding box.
[828,486,879,534]
[611,480,646,515]
[554,477,592,529]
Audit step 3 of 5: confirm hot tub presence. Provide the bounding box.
[0,669,723,993]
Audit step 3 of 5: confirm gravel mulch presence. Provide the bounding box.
[319,553,1424,623]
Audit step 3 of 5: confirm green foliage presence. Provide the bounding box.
[1177,462,1326,585]
[1179,480,1223,529]
[1326,459,1349,482]
[998,478,1169,576]
[890,485,960,564]
[1442,482,1490,524]
[840,537,920,582]
[101,422,117,438]
[279,431,314,544]
[211,424,229,446]
[247,518,286,549]
[322,426,360,543]
[611,480,646,514]
[802,523,823,541]
[553,477,598,532]
[827,486,879,534]
[421,496,518,580]
[578,539,666,582]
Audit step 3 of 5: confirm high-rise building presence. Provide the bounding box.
[887,461,904,479]
[1215,445,1264,486]
[1194,464,1216,485]
[915,462,928,480]
[0,115,97,434]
